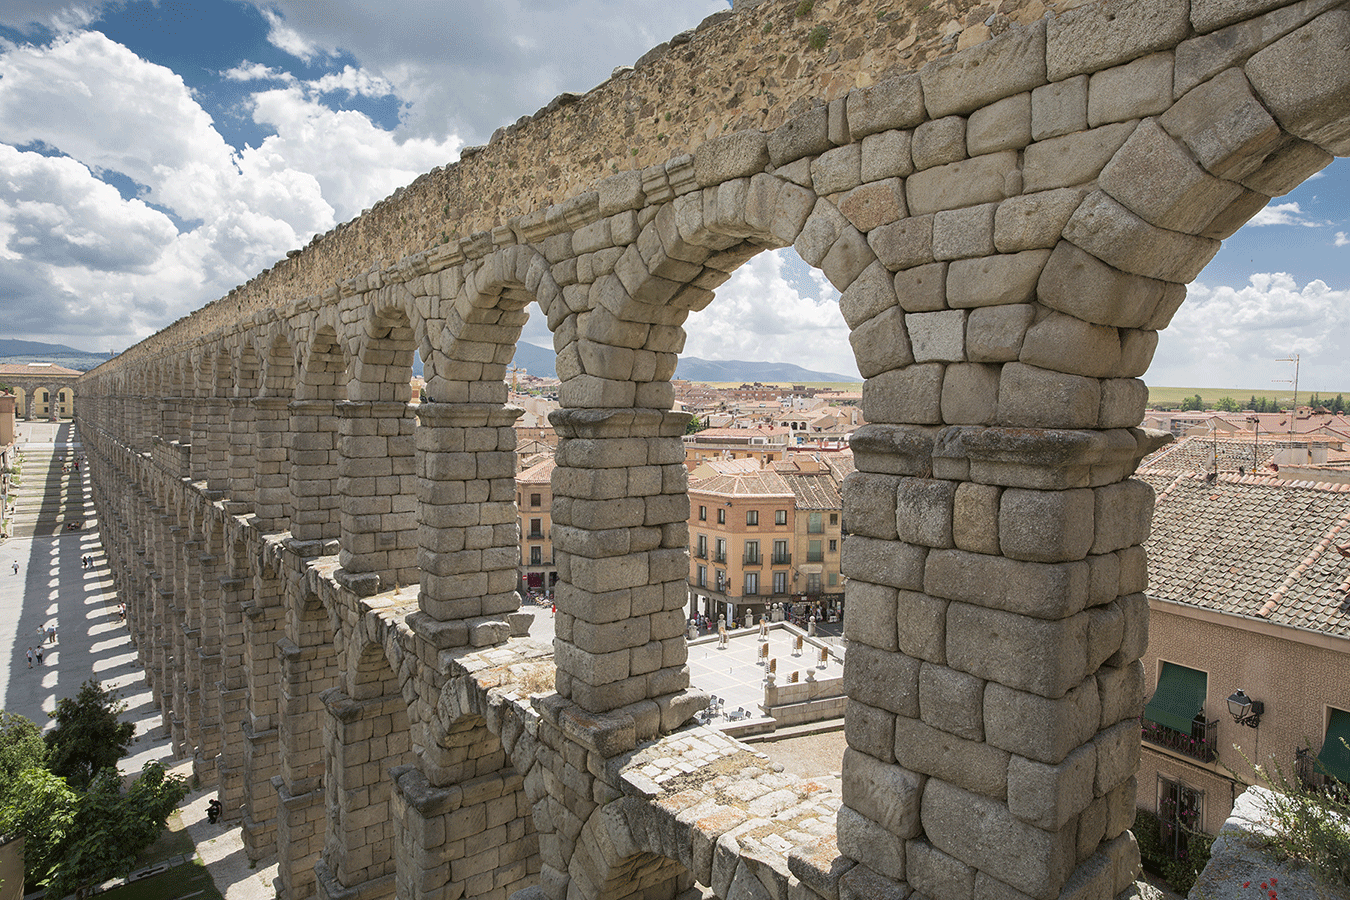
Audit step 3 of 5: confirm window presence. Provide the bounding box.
[808,512,823,534]
[808,540,823,562]
[530,546,542,565]
[828,573,838,586]
[806,572,822,594]
[717,508,726,524]
[830,513,838,525]
[1142,662,1215,762]
[696,535,707,559]
[715,570,726,591]
[746,509,759,526]
[745,572,759,595]
[1315,707,1350,786]
[828,539,837,552]
[529,518,543,539]
[775,509,787,526]
[697,566,707,588]
[744,540,760,565]
[1157,776,1204,860]
[530,493,542,507]
[773,571,788,594]
[715,538,726,564]
[699,505,706,521]
[772,540,790,565]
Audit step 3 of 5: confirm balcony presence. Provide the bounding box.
[807,524,824,534]
[713,552,727,564]
[1142,717,1218,763]
[743,553,762,567]
[806,551,824,563]
[694,547,707,560]
[772,552,791,565]
[527,530,546,540]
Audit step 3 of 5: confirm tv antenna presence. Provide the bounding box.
[1274,354,1299,435]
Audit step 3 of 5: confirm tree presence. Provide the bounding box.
[44,680,135,790]
[1336,394,1345,414]
[44,763,187,900]
[1215,396,1240,412]
[0,710,46,806]
[1180,394,1204,411]
[0,767,78,887]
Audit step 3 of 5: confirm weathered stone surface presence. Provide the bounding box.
[967,304,1035,363]
[861,129,916,183]
[908,310,967,363]
[913,116,969,170]
[851,306,914,379]
[846,642,920,712]
[1246,9,1350,154]
[845,699,897,764]
[921,778,1077,900]
[1020,313,1122,379]
[926,549,1089,618]
[947,250,1050,308]
[1100,119,1244,235]
[947,602,1089,697]
[813,143,864,196]
[1087,53,1174,127]
[1239,135,1333,197]
[843,473,902,541]
[921,20,1047,118]
[1037,241,1169,329]
[894,261,948,312]
[941,363,1000,425]
[997,363,1101,429]
[895,477,957,548]
[694,130,770,186]
[919,662,986,742]
[840,535,928,591]
[1022,121,1136,194]
[1047,0,1191,81]
[906,151,1019,216]
[894,714,1010,798]
[995,189,1085,253]
[933,203,997,261]
[1031,76,1088,141]
[967,93,1033,156]
[1062,191,1221,284]
[863,365,945,425]
[984,678,1102,765]
[1160,67,1283,181]
[871,215,935,271]
[839,178,908,232]
[1091,479,1154,554]
[997,488,1096,563]
[839,260,901,329]
[842,749,925,839]
[770,105,832,166]
[844,582,901,652]
[896,589,949,664]
[847,74,926,139]
[1007,743,1096,831]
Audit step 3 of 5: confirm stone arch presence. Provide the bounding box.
[316,639,412,900]
[291,324,348,546]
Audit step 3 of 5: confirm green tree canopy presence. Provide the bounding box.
[44,680,135,791]
[1180,394,1204,411]
[0,767,78,886]
[0,710,46,806]
[1214,396,1240,412]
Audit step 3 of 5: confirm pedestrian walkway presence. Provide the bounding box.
[1,420,275,900]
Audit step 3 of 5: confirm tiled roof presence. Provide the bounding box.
[1142,470,1350,638]
[689,470,795,498]
[1140,435,1275,474]
[517,457,556,484]
[0,363,83,376]
[780,472,841,510]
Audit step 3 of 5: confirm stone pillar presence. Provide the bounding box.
[47,384,57,421]
[179,537,204,760]
[409,402,524,648]
[201,397,231,491]
[217,575,251,823]
[251,397,291,532]
[315,688,409,900]
[272,600,339,892]
[228,397,257,509]
[195,548,227,788]
[241,580,285,858]
[334,400,417,595]
[549,408,701,721]
[289,399,340,547]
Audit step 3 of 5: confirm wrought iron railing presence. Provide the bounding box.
[1141,716,1218,763]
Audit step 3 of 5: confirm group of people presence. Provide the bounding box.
[26,623,58,667]
[81,555,94,568]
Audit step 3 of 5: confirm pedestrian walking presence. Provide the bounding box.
[11,561,17,575]
[26,647,33,668]
[34,646,42,664]
[47,625,56,644]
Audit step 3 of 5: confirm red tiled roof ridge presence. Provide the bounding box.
[1206,471,1350,492]
[1256,508,1350,619]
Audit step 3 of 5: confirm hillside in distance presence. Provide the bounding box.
[0,339,110,372]
[510,342,860,383]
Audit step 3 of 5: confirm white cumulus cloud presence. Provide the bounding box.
[1247,201,1329,228]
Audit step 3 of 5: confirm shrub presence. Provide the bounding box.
[1254,754,1350,890]
[807,25,830,50]
[1134,808,1213,895]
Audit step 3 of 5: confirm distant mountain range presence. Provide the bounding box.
[511,342,860,384]
[0,339,111,372]
[0,337,858,384]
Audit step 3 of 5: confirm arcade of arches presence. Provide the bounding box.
[73,1,1350,898]
[0,364,81,420]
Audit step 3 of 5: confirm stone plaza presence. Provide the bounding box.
[67,0,1350,898]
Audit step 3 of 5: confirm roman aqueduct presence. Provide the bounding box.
[71,0,1350,898]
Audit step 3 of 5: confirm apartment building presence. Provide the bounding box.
[682,427,791,469]
[516,456,556,595]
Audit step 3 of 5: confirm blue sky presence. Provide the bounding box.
[0,1,1347,393]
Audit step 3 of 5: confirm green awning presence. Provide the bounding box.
[1144,663,1207,733]
[1316,709,1350,784]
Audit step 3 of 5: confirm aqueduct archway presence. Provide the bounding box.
[76,0,1349,898]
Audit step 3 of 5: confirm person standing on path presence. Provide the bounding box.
[11,561,16,575]
[26,647,33,668]
[48,625,56,644]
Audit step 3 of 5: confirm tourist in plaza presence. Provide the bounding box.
[48,625,57,644]
[26,647,33,668]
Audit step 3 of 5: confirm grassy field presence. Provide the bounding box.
[1144,385,1334,407]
